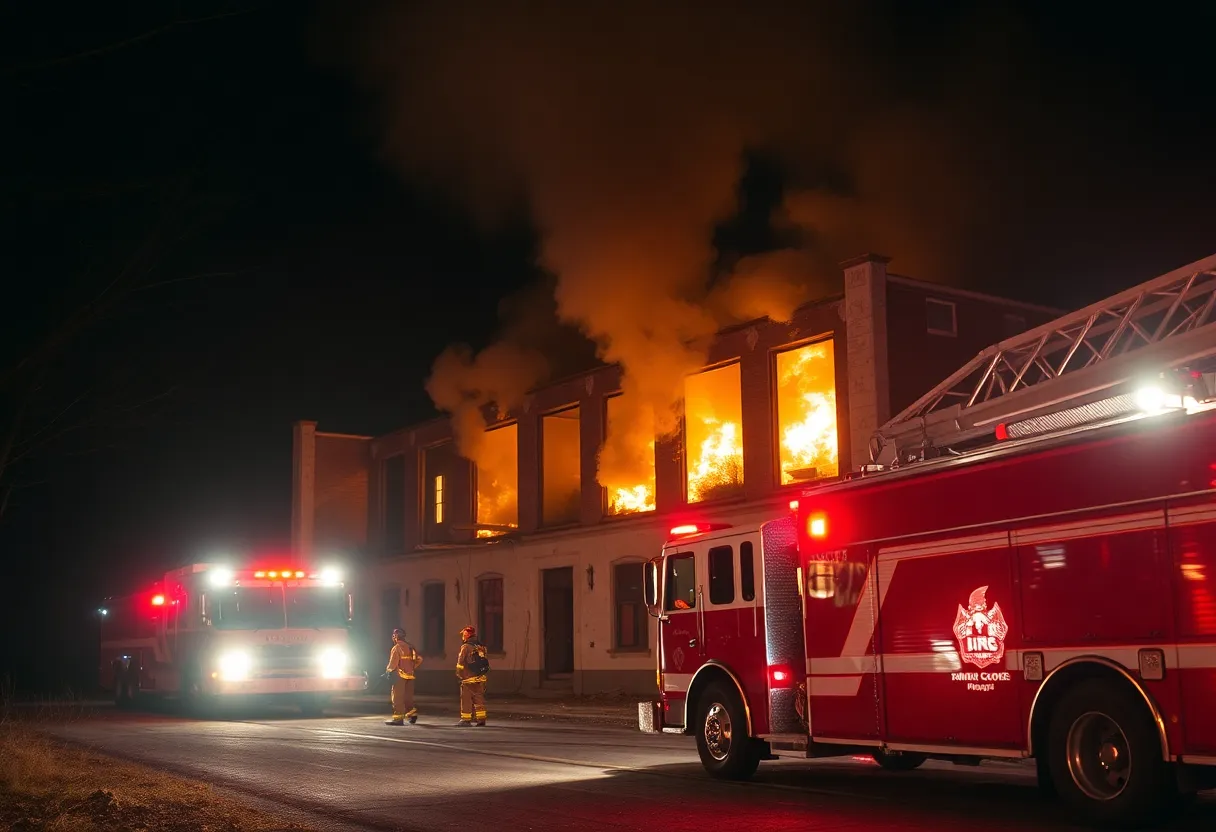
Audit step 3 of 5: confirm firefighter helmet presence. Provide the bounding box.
[460,625,476,641]
[392,628,406,641]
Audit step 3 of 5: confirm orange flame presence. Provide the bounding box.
[475,424,519,538]
[686,418,744,502]
[684,363,744,503]
[776,341,839,484]
[608,483,656,515]
[601,394,657,516]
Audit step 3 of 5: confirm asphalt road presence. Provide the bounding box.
[40,702,1216,832]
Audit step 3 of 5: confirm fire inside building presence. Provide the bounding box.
[289,255,1062,695]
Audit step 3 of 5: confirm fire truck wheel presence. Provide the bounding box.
[694,681,760,780]
[871,749,926,771]
[1046,679,1174,828]
[181,671,216,719]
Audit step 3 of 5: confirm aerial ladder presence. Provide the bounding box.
[869,252,1216,469]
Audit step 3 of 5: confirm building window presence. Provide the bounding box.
[383,455,406,555]
[541,406,582,527]
[477,577,504,653]
[602,393,656,516]
[1003,313,1027,338]
[380,586,401,634]
[422,583,445,656]
[774,338,839,485]
[613,561,647,650]
[476,424,519,538]
[708,545,735,605]
[424,442,467,544]
[684,362,744,503]
[926,298,957,337]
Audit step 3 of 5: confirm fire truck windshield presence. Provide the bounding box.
[213,586,348,630]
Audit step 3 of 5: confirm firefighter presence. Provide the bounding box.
[454,625,488,726]
[385,627,422,725]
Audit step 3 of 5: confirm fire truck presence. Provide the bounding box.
[638,253,1216,828]
[98,561,366,715]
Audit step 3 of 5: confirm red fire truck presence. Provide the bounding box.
[638,254,1216,828]
[98,560,366,715]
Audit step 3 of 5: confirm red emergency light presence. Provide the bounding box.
[253,569,307,579]
[668,522,733,539]
[788,499,799,512]
[807,514,827,538]
[151,594,165,607]
[768,664,794,688]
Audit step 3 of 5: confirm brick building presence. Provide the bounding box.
[290,255,1062,696]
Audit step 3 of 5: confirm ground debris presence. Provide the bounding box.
[1,720,316,832]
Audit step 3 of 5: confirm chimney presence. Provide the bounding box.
[841,254,891,471]
[291,420,317,558]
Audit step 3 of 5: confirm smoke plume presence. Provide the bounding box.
[327,0,1058,477]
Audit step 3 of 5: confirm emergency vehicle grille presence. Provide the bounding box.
[254,643,314,677]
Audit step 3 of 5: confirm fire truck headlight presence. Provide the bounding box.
[217,650,252,681]
[209,568,234,588]
[317,648,347,679]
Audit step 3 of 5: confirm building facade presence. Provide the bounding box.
[291,255,1062,696]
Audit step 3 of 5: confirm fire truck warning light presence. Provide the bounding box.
[808,515,827,538]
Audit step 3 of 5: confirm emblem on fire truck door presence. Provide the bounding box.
[952,586,1009,670]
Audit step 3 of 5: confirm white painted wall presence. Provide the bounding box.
[367,500,785,694]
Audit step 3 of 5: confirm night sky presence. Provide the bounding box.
[2,1,1213,693]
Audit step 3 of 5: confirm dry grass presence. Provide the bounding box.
[0,712,315,832]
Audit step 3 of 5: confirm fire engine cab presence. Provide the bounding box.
[98,561,365,715]
[638,253,1216,828]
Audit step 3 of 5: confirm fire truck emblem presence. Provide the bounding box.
[952,585,1009,670]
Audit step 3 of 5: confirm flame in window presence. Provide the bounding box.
[776,340,839,485]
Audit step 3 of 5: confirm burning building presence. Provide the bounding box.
[291,255,1062,695]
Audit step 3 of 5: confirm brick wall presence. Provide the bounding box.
[884,278,1063,418]
[312,266,1064,558]
[312,433,371,554]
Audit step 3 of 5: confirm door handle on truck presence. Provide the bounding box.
[689,639,698,648]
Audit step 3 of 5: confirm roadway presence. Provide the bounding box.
[40,701,1216,832]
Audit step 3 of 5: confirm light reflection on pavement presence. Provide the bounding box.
[40,703,1216,832]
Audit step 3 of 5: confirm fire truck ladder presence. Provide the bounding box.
[869,252,1216,468]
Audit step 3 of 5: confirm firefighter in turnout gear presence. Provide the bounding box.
[385,628,422,725]
[454,625,488,726]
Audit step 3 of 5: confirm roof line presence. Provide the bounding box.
[886,274,1067,316]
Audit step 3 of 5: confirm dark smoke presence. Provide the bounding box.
[319,0,1196,481]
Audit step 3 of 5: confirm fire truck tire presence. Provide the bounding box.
[181,670,216,719]
[1046,679,1175,829]
[694,681,761,780]
[871,749,926,771]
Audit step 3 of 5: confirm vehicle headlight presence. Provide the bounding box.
[217,650,252,682]
[317,648,347,679]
